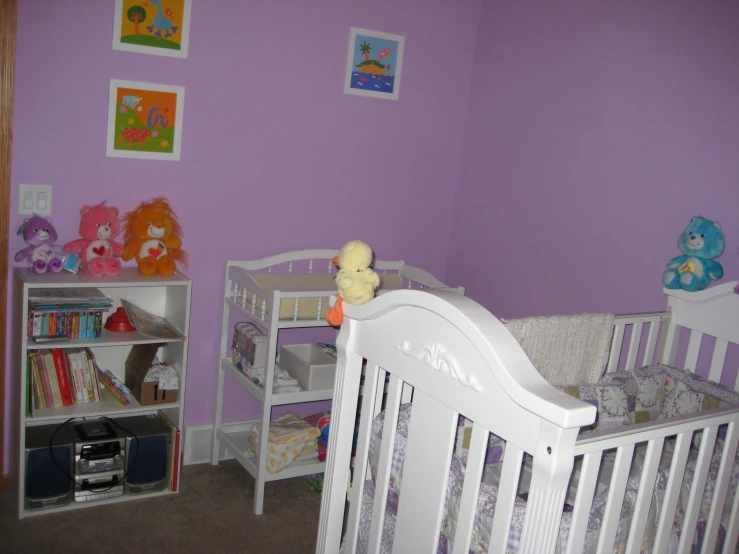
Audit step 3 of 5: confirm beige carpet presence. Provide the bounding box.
[0,460,323,554]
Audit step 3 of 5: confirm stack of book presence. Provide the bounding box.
[99,369,132,406]
[27,347,105,411]
[27,288,114,340]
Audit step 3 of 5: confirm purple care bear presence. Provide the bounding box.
[14,215,64,274]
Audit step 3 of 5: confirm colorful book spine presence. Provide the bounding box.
[50,348,73,406]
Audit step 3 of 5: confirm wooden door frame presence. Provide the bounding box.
[0,0,16,487]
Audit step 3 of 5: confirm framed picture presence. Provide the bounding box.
[112,0,192,59]
[106,79,186,161]
[344,27,405,101]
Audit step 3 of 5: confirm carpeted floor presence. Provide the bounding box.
[0,461,323,554]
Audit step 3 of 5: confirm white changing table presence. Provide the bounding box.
[211,249,463,514]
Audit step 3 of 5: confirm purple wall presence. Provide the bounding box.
[448,1,739,318]
[4,0,481,472]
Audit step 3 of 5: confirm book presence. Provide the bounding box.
[28,287,113,310]
[50,348,73,406]
[158,410,181,492]
[121,299,184,340]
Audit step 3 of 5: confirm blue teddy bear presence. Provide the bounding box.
[663,216,725,292]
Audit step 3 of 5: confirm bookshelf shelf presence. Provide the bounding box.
[26,330,185,350]
[12,267,192,519]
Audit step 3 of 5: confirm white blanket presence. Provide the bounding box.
[502,313,614,386]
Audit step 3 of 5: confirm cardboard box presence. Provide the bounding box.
[125,343,179,405]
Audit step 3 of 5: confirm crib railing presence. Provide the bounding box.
[606,312,668,374]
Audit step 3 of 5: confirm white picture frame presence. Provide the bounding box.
[106,79,186,161]
[344,27,405,101]
[112,0,192,59]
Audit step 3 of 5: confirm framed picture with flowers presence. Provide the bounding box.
[106,79,186,161]
[112,0,192,59]
[344,27,405,101]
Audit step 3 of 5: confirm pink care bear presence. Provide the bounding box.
[63,201,124,276]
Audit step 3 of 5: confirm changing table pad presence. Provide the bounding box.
[249,273,404,320]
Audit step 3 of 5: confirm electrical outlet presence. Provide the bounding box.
[18,184,53,216]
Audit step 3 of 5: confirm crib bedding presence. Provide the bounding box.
[352,367,739,554]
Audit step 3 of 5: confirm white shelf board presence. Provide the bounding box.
[220,358,333,405]
[217,427,325,483]
[18,266,189,287]
[25,386,176,423]
[26,328,185,349]
[21,488,175,518]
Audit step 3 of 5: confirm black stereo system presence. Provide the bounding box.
[24,415,170,511]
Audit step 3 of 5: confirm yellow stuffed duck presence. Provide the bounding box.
[325,240,380,326]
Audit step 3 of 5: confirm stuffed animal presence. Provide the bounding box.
[14,215,64,274]
[64,202,124,276]
[325,240,380,326]
[121,197,186,276]
[663,216,725,292]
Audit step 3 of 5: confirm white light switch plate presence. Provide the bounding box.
[18,184,53,216]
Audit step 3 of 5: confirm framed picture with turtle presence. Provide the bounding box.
[344,27,405,101]
[112,0,192,59]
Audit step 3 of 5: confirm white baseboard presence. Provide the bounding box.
[183,419,258,465]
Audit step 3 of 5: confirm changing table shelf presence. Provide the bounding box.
[220,357,334,405]
[216,427,326,483]
[212,250,464,515]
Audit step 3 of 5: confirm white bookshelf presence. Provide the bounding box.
[12,267,192,518]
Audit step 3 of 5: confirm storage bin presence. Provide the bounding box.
[279,344,337,391]
[232,322,269,369]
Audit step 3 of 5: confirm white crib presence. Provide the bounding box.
[316,281,739,554]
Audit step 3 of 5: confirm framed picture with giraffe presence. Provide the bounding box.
[344,27,405,101]
[106,79,186,161]
[112,0,192,59]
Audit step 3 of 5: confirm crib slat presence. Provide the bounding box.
[703,422,738,554]
[708,338,728,384]
[724,467,739,554]
[677,425,718,554]
[642,319,660,366]
[367,374,403,554]
[607,324,626,372]
[488,443,524,553]
[684,330,703,372]
[394,391,457,554]
[596,443,635,553]
[373,369,386,418]
[564,452,603,554]
[344,362,382,553]
[625,322,643,370]
[452,423,489,554]
[624,437,665,554]
[652,432,692,553]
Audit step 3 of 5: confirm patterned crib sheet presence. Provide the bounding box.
[350,397,739,554]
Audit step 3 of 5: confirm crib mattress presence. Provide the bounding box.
[247,273,404,321]
[354,403,739,554]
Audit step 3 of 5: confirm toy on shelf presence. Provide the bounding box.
[63,202,124,277]
[122,197,186,277]
[663,216,725,292]
[14,215,64,274]
[325,240,380,326]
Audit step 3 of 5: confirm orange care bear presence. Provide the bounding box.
[122,197,187,276]
[63,201,123,276]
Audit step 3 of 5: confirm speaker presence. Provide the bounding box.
[115,415,170,495]
[25,423,75,510]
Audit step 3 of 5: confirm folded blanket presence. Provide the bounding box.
[502,313,614,385]
[250,413,321,473]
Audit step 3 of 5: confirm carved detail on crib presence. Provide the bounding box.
[396,341,483,392]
